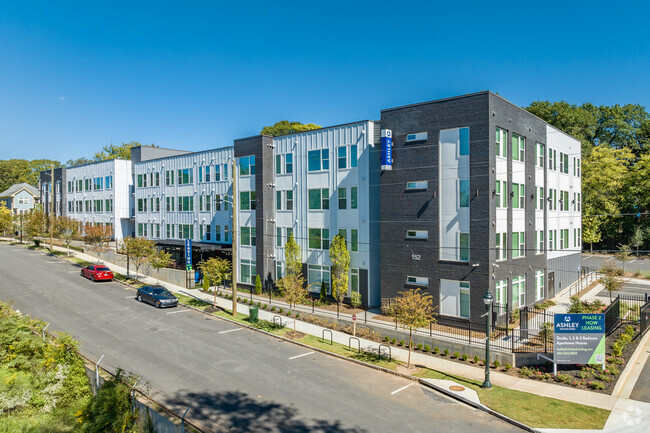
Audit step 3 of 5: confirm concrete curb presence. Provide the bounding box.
[613,328,650,398]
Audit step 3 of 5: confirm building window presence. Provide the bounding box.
[215,225,221,242]
[406,230,428,240]
[512,275,526,309]
[351,187,358,209]
[459,179,470,208]
[239,155,255,176]
[338,146,347,169]
[199,167,203,182]
[512,134,525,162]
[338,188,347,209]
[223,164,228,181]
[537,230,544,254]
[459,233,470,261]
[560,229,569,249]
[406,276,429,286]
[137,199,147,212]
[406,181,428,190]
[538,187,545,210]
[94,177,103,191]
[351,229,358,252]
[536,143,545,168]
[177,168,193,185]
[495,279,507,306]
[240,191,256,211]
[496,232,507,261]
[496,128,507,158]
[535,270,545,301]
[178,196,194,212]
[563,191,569,211]
[308,228,329,250]
[350,145,357,168]
[459,127,469,156]
[205,166,211,182]
[308,188,330,210]
[440,280,469,319]
[276,261,283,279]
[338,229,348,245]
[241,226,256,246]
[276,191,282,210]
[276,227,282,247]
[577,159,581,177]
[165,170,174,185]
[166,197,175,212]
[224,225,229,242]
[105,199,113,212]
[308,265,330,294]
[85,179,91,191]
[512,232,525,258]
[495,180,503,208]
[350,268,359,293]
[214,165,221,181]
[179,224,193,240]
[77,180,83,191]
[512,183,525,209]
[240,259,256,284]
[286,190,293,210]
[308,149,329,172]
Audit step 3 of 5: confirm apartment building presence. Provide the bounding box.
[39,167,65,217]
[378,91,581,323]
[65,159,133,239]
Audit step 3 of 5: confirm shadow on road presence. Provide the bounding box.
[167,389,369,433]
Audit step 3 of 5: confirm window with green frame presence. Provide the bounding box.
[496,127,507,157]
[338,188,347,209]
[459,233,469,261]
[240,191,256,210]
[459,282,470,318]
[459,179,470,208]
[241,226,256,246]
[351,229,358,252]
[351,187,358,209]
[308,228,329,250]
[308,188,329,210]
[512,134,525,162]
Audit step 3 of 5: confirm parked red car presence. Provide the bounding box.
[81,265,114,282]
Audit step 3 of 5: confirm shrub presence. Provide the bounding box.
[385,336,390,342]
[578,370,591,379]
[295,312,300,319]
[433,346,439,354]
[504,363,512,371]
[589,381,605,390]
[452,351,460,359]
[262,304,268,310]
[606,364,620,375]
[255,275,262,295]
[443,348,449,356]
[473,355,480,364]
[462,354,468,361]
[607,355,624,365]
[417,343,423,350]
[320,281,327,302]
[612,342,623,357]
[398,339,405,346]
[237,297,241,302]
[391,337,396,345]
[556,374,572,384]
[634,270,641,277]
[350,291,362,308]
[278,308,283,314]
[286,310,292,316]
[271,306,276,312]
[493,360,500,368]
[519,366,533,377]
[625,325,636,336]
[257,301,261,307]
[424,344,431,352]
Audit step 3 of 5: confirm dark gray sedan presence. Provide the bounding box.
[136,286,178,308]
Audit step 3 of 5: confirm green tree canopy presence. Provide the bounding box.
[0,159,61,191]
[260,121,321,136]
[329,234,350,309]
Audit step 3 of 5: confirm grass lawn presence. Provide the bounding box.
[174,293,610,430]
[414,370,610,429]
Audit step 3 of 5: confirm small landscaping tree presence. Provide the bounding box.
[630,226,647,257]
[0,202,12,236]
[197,257,231,307]
[255,274,262,295]
[83,223,113,263]
[54,215,79,256]
[320,281,327,302]
[276,233,307,331]
[387,288,436,367]
[25,205,47,241]
[614,244,631,274]
[329,234,350,315]
[148,248,172,284]
[122,237,155,282]
[600,261,624,303]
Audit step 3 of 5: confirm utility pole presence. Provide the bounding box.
[49,165,54,253]
[231,159,237,317]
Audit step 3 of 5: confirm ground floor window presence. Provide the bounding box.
[240,259,256,284]
[512,275,526,309]
[350,268,359,293]
[495,279,507,306]
[440,279,470,319]
[179,224,193,240]
[308,264,330,294]
[276,261,283,279]
[535,270,544,301]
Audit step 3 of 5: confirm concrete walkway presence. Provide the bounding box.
[11,240,650,431]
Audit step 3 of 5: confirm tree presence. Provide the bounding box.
[24,205,47,240]
[0,159,61,192]
[329,234,350,313]
[197,257,231,307]
[94,142,147,161]
[83,224,114,263]
[122,237,155,282]
[582,217,603,252]
[54,215,79,255]
[630,226,647,257]
[65,156,94,167]
[387,288,436,367]
[275,234,307,331]
[255,274,262,295]
[148,248,172,284]
[615,244,631,274]
[600,262,624,303]
[0,203,12,236]
[260,121,321,137]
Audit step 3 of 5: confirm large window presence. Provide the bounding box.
[166,197,175,212]
[308,265,330,294]
[105,176,113,189]
[276,153,294,174]
[512,134,525,162]
[240,259,256,284]
[459,127,469,156]
[285,190,293,210]
[350,269,359,293]
[459,179,470,208]
[177,168,193,185]
[495,180,505,208]
[512,183,525,209]
[495,279,507,306]
[239,155,255,176]
[178,196,194,212]
[308,228,329,250]
[537,230,544,254]
[459,233,470,261]
[241,226,256,246]
[512,232,525,258]
[338,146,347,169]
[512,275,526,309]
[179,224,193,240]
[308,188,330,210]
[166,224,175,239]
[308,149,329,172]
[165,170,175,185]
[94,177,103,191]
[536,143,545,168]
[440,280,470,319]
[351,229,358,252]
[535,270,545,301]
[338,188,347,209]
[240,191,256,210]
[537,187,545,210]
[496,232,507,261]
[496,128,507,158]
[105,199,113,212]
[351,187,358,209]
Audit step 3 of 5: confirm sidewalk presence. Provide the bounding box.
[17,241,650,431]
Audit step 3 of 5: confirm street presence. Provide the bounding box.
[0,243,519,433]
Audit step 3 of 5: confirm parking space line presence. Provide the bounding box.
[390,383,414,395]
[629,259,636,264]
[166,309,191,314]
[582,255,594,260]
[219,328,244,334]
[289,351,314,360]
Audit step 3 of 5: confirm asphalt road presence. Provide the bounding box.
[0,243,519,433]
[581,253,650,275]
[630,348,650,403]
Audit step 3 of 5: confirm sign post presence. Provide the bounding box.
[554,313,606,368]
[352,314,357,336]
[185,239,192,288]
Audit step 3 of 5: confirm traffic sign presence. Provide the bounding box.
[352,314,357,321]
[185,239,192,271]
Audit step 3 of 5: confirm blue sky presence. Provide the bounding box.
[1,1,648,163]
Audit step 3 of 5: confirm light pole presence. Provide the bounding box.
[482,290,494,389]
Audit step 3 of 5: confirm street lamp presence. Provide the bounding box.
[482,290,494,389]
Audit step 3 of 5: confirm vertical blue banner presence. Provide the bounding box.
[185,239,192,271]
[381,129,392,170]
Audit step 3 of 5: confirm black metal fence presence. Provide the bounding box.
[640,300,650,337]
[604,294,646,335]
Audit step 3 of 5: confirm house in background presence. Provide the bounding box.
[0,183,40,214]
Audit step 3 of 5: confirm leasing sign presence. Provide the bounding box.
[553,313,605,364]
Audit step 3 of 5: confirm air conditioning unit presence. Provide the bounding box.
[405,132,428,143]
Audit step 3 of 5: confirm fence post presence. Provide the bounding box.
[468,320,472,345]
[429,321,432,337]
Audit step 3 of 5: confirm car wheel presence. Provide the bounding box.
[81,270,84,277]
[155,301,161,308]
[136,294,141,302]
[91,275,95,282]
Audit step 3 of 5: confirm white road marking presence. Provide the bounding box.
[69,271,80,273]
[629,259,636,264]
[390,383,414,395]
[582,255,594,260]
[289,351,314,360]
[219,328,244,334]
[126,296,134,298]
[166,309,191,314]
